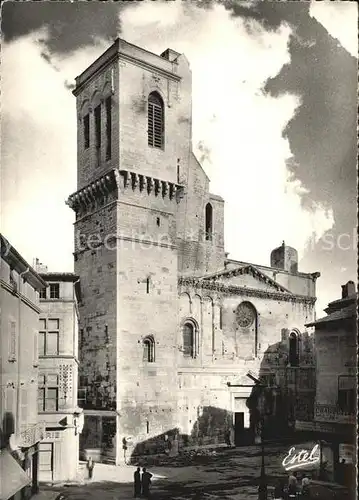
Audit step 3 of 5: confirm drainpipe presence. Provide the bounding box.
[16,268,30,440]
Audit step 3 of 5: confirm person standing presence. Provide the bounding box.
[141,467,153,498]
[134,467,141,498]
[288,471,298,498]
[301,475,311,498]
[86,457,95,479]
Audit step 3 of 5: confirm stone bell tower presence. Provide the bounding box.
[67,38,192,463]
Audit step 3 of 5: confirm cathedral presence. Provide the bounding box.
[66,38,319,464]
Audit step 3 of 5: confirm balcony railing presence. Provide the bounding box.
[315,403,356,424]
[19,421,46,448]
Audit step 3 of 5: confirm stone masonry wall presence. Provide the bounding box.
[74,201,118,410]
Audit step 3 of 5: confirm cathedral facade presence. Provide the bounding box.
[67,39,319,464]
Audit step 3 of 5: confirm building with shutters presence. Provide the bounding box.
[0,235,47,500]
[35,262,84,483]
[65,38,320,464]
[305,281,357,489]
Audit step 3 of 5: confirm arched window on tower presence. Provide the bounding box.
[148,92,164,149]
[183,321,196,358]
[143,335,155,362]
[289,331,299,367]
[205,203,213,241]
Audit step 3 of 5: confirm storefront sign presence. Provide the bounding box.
[43,431,61,441]
[282,444,320,471]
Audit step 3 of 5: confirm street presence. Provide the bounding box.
[35,443,350,500]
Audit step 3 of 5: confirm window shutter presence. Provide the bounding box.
[8,320,17,362]
[20,386,28,431]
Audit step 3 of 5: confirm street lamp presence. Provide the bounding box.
[245,372,267,500]
[257,393,268,500]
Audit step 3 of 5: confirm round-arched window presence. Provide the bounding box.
[183,322,195,358]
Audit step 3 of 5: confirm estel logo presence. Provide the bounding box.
[282,444,320,471]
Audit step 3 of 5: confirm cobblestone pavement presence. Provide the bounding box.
[34,443,350,500]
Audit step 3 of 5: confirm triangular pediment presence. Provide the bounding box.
[202,265,291,294]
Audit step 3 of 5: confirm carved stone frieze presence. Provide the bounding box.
[178,277,316,305]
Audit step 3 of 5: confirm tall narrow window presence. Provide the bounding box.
[148,92,164,149]
[143,336,155,362]
[205,203,213,241]
[183,322,195,358]
[105,97,112,160]
[39,318,60,356]
[95,104,101,165]
[146,277,150,294]
[83,114,90,149]
[289,331,299,367]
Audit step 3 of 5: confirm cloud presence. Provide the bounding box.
[121,1,334,264]
[1,1,334,275]
[1,29,107,270]
[309,1,358,57]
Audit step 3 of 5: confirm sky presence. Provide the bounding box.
[1,0,357,315]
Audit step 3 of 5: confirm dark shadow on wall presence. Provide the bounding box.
[246,329,316,442]
[1,411,16,449]
[79,330,317,462]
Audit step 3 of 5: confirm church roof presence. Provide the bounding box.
[201,264,292,294]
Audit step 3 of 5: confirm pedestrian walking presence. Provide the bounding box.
[141,467,153,498]
[86,457,95,479]
[122,437,128,465]
[134,467,141,498]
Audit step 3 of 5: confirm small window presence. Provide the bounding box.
[83,114,90,149]
[183,322,195,358]
[205,203,213,241]
[148,92,164,149]
[39,288,47,299]
[78,387,87,408]
[146,277,150,294]
[143,336,155,362]
[156,217,160,227]
[49,283,60,299]
[38,375,59,412]
[105,97,112,160]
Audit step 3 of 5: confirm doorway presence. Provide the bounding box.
[234,412,245,446]
[38,443,53,482]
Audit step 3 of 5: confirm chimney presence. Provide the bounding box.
[34,258,48,273]
[160,48,181,62]
[342,280,356,298]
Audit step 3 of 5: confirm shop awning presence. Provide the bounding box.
[0,449,31,500]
